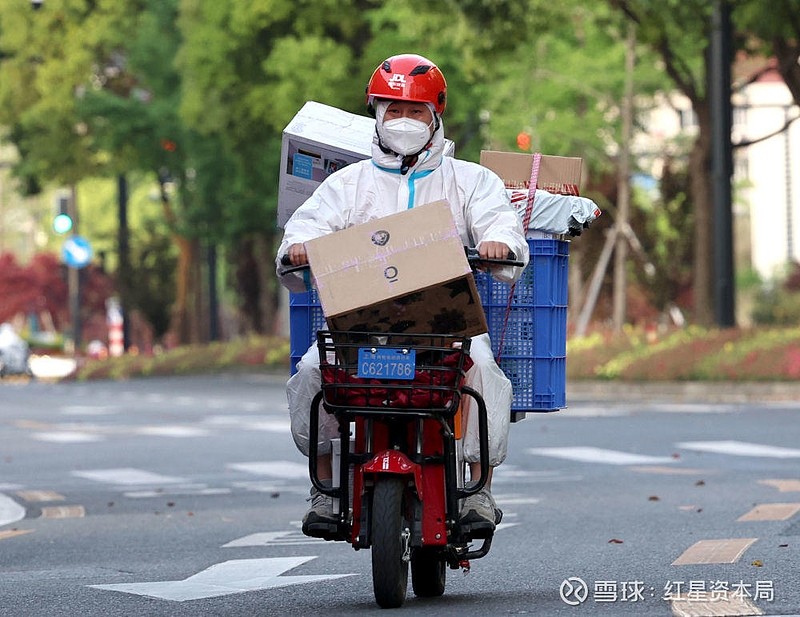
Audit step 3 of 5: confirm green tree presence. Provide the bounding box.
[611,0,800,327]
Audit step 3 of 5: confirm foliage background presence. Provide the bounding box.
[1,0,799,355]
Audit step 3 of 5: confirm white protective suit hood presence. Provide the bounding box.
[372,100,444,174]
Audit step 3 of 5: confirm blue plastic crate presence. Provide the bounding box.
[289,289,326,374]
[476,238,568,413]
[288,237,569,413]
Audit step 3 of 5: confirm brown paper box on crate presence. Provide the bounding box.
[304,200,488,344]
[480,151,583,195]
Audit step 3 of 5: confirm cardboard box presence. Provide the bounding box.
[278,101,455,227]
[304,200,487,341]
[480,150,586,234]
[480,151,583,195]
[278,102,376,228]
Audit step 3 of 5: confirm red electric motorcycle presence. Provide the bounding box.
[282,250,522,608]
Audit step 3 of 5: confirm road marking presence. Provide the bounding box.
[494,496,541,505]
[672,538,757,565]
[89,556,356,601]
[202,416,290,432]
[670,592,763,616]
[134,426,211,438]
[676,441,800,458]
[527,446,676,465]
[41,505,86,519]
[759,479,800,492]
[737,503,800,521]
[124,487,232,498]
[552,405,630,417]
[15,490,65,502]
[228,461,309,479]
[222,531,329,548]
[231,481,309,495]
[629,466,708,475]
[0,529,33,541]
[0,493,26,527]
[32,432,103,443]
[13,419,51,430]
[493,467,583,483]
[60,405,116,416]
[73,468,188,485]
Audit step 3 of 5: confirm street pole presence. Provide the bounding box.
[118,174,131,351]
[68,185,81,352]
[711,0,736,327]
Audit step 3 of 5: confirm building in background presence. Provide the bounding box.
[638,59,799,284]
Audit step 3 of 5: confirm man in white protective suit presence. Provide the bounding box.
[276,53,529,537]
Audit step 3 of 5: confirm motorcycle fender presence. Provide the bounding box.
[362,450,424,500]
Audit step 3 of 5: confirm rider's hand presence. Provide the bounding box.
[288,243,309,266]
[478,241,510,261]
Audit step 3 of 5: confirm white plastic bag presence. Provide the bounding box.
[508,188,601,236]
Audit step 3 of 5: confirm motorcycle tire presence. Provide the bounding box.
[411,547,446,597]
[371,476,409,608]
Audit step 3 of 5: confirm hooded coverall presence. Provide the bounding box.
[276,118,529,467]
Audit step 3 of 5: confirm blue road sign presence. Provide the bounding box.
[62,235,93,269]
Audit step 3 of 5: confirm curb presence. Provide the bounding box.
[566,380,800,404]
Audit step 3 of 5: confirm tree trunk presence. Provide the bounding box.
[158,175,204,346]
[689,104,715,326]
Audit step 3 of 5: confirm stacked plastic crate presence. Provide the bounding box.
[288,236,568,416]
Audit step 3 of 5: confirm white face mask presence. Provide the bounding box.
[379,117,434,155]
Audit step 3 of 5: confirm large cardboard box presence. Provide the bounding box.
[278,102,376,228]
[480,151,583,195]
[278,101,455,227]
[304,200,487,339]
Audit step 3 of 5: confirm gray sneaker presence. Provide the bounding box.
[459,487,500,537]
[301,486,337,536]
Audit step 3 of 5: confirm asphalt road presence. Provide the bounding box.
[1,374,799,616]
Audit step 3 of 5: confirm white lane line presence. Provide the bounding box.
[494,496,541,505]
[0,494,25,527]
[89,557,356,601]
[231,481,309,495]
[72,468,188,485]
[222,531,328,548]
[202,416,290,432]
[228,461,309,479]
[32,432,104,443]
[493,466,583,483]
[60,406,117,416]
[554,405,630,417]
[124,487,231,498]
[677,441,800,458]
[527,446,676,466]
[134,426,211,438]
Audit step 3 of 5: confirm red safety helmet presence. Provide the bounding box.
[366,54,447,116]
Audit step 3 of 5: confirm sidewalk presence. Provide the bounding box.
[567,380,800,404]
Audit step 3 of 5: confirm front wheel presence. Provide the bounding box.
[371,476,409,608]
[411,547,446,597]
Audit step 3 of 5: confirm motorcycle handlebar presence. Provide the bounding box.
[279,247,524,276]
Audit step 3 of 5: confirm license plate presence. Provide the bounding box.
[357,347,416,380]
